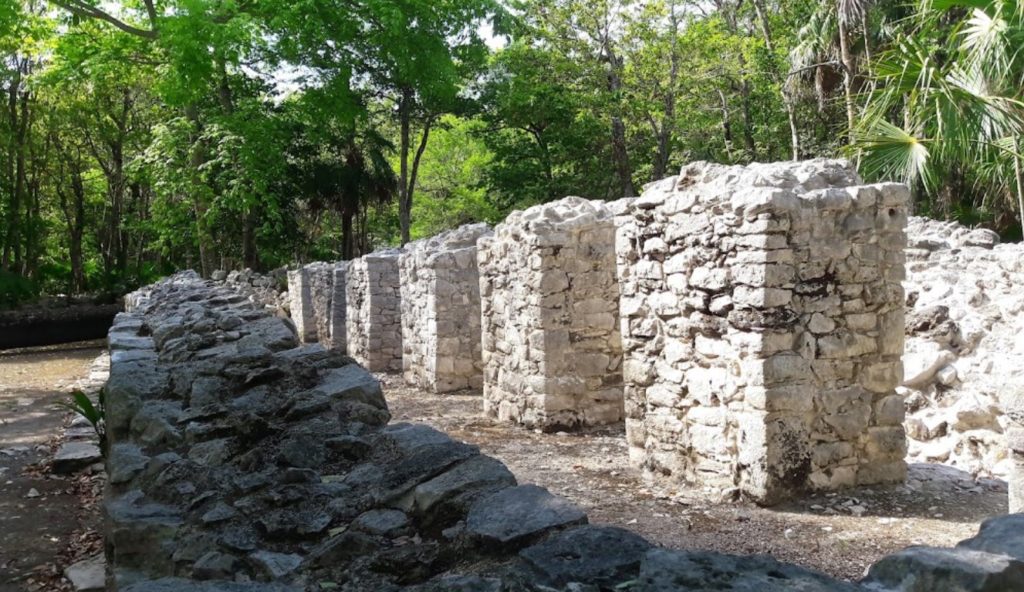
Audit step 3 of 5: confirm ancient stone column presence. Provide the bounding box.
[616,160,909,504]
[1008,427,1024,513]
[287,267,317,343]
[346,250,403,372]
[330,262,349,353]
[478,197,625,429]
[400,223,492,392]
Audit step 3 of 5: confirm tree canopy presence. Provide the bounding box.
[0,0,1020,306]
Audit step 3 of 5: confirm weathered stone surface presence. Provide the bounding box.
[862,546,1024,592]
[347,250,403,372]
[400,224,491,393]
[479,197,627,429]
[901,216,1024,485]
[519,525,651,587]
[465,485,587,545]
[617,160,909,503]
[639,548,859,591]
[64,554,105,592]
[52,441,102,474]
[957,514,1024,561]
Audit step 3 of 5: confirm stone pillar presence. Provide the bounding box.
[346,250,403,372]
[305,262,337,347]
[287,268,317,343]
[330,262,349,353]
[400,223,492,392]
[478,197,625,430]
[616,160,909,504]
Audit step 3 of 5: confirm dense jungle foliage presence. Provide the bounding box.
[0,0,1022,305]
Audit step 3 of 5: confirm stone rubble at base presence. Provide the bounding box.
[103,270,1024,592]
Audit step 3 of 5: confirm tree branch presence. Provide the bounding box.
[50,0,158,38]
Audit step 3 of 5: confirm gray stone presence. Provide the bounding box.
[108,443,150,484]
[411,455,517,515]
[352,509,411,537]
[519,525,651,587]
[466,485,587,546]
[862,546,1024,592]
[121,577,299,591]
[249,550,303,579]
[313,364,386,410]
[53,441,102,474]
[957,514,1024,561]
[64,554,105,591]
[192,551,237,580]
[639,548,859,591]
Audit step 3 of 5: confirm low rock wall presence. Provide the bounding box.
[104,271,1024,591]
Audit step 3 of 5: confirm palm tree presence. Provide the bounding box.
[853,0,1024,236]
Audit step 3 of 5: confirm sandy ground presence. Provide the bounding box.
[380,374,1008,583]
[0,342,105,592]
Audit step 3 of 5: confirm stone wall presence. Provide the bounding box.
[901,216,1024,489]
[616,160,909,503]
[346,250,403,372]
[287,263,347,350]
[103,270,1024,592]
[286,268,317,343]
[478,197,625,429]
[400,223,492,392]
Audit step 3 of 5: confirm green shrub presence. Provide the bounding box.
[0,269,38,309]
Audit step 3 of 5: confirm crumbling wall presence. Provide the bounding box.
[478,197,624,429]
[347,250,403,372]
[330,262,348,353]
[400,223,492,392]
[287,262,346,350]
[617,160,909,503]
[104,269,1023,591]
[901,217,1024,484]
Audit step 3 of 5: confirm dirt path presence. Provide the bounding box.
[381,374,1008,583]
[0,342,105,592]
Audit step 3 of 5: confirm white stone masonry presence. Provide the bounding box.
[347,250,403,372]
[400,223,492,393]
[616,159,909,504]
[478,197,626,430]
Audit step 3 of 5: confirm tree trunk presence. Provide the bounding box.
[185,104,215,277]
[717,88,737,161]
[605,48,636,197]
[838,16,857,140]
[751,0,800,160]
[398,88,412,245]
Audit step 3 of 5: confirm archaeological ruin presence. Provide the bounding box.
[346,250,403,372]
[616,160,910,503]
[478,197,626,429]
[399,223,492,393]
[99,268,1024,591]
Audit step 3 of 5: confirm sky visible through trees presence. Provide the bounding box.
[0,0,1021,306]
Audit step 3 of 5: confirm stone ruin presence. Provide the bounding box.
[399,223,492,393]
[286,262,347,351]
[347,250,403,372]
[616,160,910,503]
[477,197,627,429]
[103,270,1024,592]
